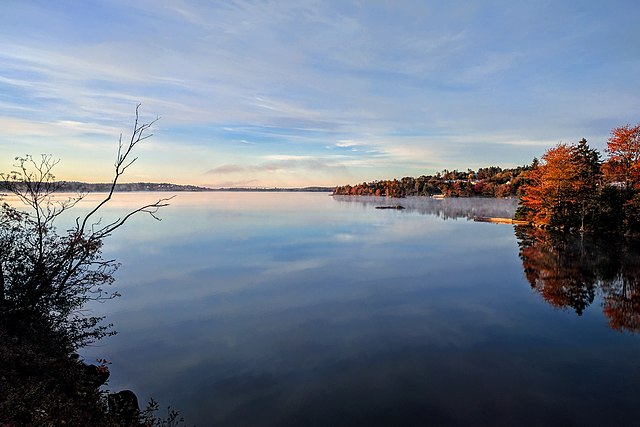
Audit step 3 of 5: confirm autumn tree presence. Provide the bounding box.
[603,123,640,190]
[519,144,580,228]
[518,139,603,231]
[333,166,527,198]
[601,123,640,232]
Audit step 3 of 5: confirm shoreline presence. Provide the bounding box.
[474,217,530,225]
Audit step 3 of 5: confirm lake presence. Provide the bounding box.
[75,192,640,426]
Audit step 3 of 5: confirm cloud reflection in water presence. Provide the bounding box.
[78,193,640,426]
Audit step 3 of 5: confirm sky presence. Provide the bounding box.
[1,1,639,188]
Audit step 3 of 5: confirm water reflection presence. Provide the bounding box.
[71,193,640,425]
[332,195,518,220]
[516,227,640,332]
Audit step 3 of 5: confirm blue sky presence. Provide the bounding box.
[1,1,639,187]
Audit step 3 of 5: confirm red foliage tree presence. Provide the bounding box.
[520,144,582,226]
[519,139,602,230]
[603,123,640,190]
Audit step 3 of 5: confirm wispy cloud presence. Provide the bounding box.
[207,164,247,174]
[335,140,359,148]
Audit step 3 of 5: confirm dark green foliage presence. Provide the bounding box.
[0,107,186,426]
[0,155,121,348]
[572,138,603,231]
[0,311,111,425]
[0,107,170,348]
[591,185,626,233]
[0,312,186,426]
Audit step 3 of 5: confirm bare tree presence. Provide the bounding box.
[0,105,171,347]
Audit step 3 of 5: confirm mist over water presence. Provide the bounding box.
[73,192,640,426]
[333,195,518,219]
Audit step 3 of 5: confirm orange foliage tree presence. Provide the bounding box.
[519,143,600,228]
[602,123,640,231]
[603,123,640,190]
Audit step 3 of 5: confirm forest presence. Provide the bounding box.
[334,123,640,235]
[333,165,530,198]
[516,123,640,234]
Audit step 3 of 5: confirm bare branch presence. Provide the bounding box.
[93,196,174,238]
[0,104,168,347]
[79,105,160,235]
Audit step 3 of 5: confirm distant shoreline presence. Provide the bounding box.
[212,186,334,193]
[0,181,335,193]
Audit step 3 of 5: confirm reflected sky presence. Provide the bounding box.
[76,193,640,426]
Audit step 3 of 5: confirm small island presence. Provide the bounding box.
[375,205,406,210]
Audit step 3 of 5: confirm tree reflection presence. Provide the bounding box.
[515,228,640,332]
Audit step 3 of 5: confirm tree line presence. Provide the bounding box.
[516,123,640,234]
[333,165,530,198]
[334,122,640,234]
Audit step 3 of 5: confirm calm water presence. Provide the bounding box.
[74,192,640,426]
